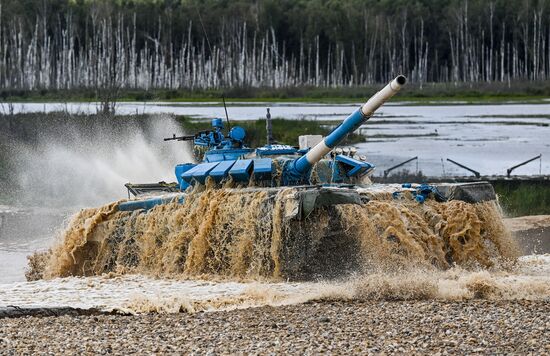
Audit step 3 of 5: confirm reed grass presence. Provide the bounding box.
[493,181,550,217]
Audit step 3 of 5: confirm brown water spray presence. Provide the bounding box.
[28,188,519,281]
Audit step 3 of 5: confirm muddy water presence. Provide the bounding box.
[1,255,548,314]
[28,187,519,282]
[0,206,68,283]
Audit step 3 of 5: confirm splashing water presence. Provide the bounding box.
[8,114,191,208]
[28,186,519,280]
[2,254,549,314]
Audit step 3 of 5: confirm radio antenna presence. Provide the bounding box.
[222,95,231,130]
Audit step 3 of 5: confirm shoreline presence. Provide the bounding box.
[2,97,550,106]
[2,81,550,105]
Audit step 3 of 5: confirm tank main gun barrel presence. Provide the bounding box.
[292,75,407,175]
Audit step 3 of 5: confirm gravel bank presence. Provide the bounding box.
[1,300,549,354]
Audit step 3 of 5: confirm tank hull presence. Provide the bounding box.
[30,181,518,282]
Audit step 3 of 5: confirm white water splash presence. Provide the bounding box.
[13,115,192,208]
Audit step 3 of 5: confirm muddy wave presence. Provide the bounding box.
[27,187,519,283]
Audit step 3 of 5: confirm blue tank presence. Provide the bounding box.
[47,75,503,281]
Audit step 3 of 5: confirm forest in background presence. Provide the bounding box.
[1,0,550,92]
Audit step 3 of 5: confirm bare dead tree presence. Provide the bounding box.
[0,1,548,90]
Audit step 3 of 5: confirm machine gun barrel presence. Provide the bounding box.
[292,75,407,175]
[164,134,195,142]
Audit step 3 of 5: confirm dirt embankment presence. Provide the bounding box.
[504,215,550,254]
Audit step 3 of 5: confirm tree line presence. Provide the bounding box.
[0,0,549,91]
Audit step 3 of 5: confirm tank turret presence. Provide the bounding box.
[170,75,406,189]
[120,76,407,210]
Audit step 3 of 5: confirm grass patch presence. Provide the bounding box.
[176,116,364,147]
[493,181,550,217]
